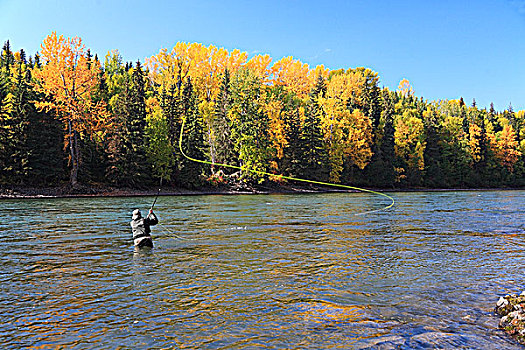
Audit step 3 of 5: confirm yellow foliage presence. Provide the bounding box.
[394,111,425,170]
[398,78,414,97]
[318,72,372,181]
[270,56,311,98]
[307,64,330,91]
[468,124,483,163]
[441,115,465,141]
[263,97,287,159]
[246,54,273,82]
[326,71,364,103]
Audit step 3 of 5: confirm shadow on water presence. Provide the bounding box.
[1,191,524,348]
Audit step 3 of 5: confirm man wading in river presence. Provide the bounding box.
[131,209,158,248]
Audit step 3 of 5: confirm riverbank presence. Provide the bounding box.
[0,182,346,199]
[1,183,522,199]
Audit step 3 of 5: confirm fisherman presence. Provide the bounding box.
[130,208,158,248]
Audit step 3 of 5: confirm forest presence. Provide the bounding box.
[1,32,524,192]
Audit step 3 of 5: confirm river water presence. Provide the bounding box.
[1,190,524,349]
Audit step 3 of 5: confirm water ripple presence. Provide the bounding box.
[1,191,524,348]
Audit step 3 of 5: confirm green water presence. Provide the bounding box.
[1,191,524,349]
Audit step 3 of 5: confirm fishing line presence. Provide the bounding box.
[178,117,395,214]
[158,222,199,241]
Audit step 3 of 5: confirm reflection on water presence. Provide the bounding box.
[1,191,524,348]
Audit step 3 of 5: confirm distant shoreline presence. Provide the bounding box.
[1,184,523,199]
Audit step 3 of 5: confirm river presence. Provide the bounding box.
[1,190,524,349]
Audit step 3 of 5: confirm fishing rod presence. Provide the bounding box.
[150,188,161,211]
[178,117,395,214]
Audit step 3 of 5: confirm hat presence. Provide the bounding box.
[132,209,142,220]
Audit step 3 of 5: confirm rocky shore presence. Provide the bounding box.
[0,182,341,199]
[495,292,525,345]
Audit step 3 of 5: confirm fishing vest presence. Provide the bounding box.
[130,218,150,240]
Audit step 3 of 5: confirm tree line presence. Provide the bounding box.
[1,33,524,191]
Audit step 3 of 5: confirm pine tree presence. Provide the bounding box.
[179,77,206,188]
[504,104,521,143]
[0,67,12,183]
[211,69,236,173]
[461,103,469,134]
[300,73,329,182]
[1,41,14,72]
[422,106,445,187]
[25,91,65,185]
[158,82,183,185]
[126,60,150,185]
[229,68,271,183]
[282,104,304,177]
[380,91,396,187]
[488,102,502,133]
[106,61,150,187]
[367,88,396,187]
[8,50,32,182]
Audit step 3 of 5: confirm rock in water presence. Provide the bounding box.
[495,293,525,345]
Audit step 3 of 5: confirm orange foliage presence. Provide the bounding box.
[147,42,336,103]
[33,32,110,144]
[488,124,521,171]
[146,42,247,103]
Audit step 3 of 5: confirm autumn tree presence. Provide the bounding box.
[319,70,372,182]
[398,78,414,98]
[270,56,311,99]
[489,124,521,172]
[394,104,426,186]
[32,32,110,188]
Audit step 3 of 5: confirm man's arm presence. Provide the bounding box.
[146,210,159,225]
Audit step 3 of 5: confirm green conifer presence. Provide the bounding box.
[179,77,206,188]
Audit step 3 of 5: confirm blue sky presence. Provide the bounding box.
[1,0,524,111]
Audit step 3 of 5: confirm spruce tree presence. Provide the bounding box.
[300,73,329,182]
[126,60,150,186]
[212,69,236,173]
[376,89,396,187]
[488,102,502,133]
[422,106,445,188]
[0,68,11,183]
[8,51,32,182]
[106,61,150,187]
[282,102,304,178]
[229,68,271,183]
[159,82,183,184]
[179,77,206,188]
[25,90,65,185]
[461,104,469,134]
